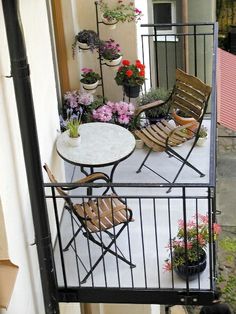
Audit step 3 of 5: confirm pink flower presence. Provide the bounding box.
[81,67,93,74]
[118,114,130,125]
[163,261,172,272]
[213,223,221,235]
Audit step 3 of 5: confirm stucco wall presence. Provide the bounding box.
[0,1,64,313]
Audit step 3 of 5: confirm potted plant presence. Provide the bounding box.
[115,59,145,98]
[99,39,122,67]
[72,29,100,56]
[164,213,221,280]
[172,109,199,136]
[80,67,101,91]
[137,87,171,123]
[60,110,82,146]
[97,0,142,29]
[197,125,208,146]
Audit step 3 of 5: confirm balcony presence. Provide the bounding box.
[44,22,218,306]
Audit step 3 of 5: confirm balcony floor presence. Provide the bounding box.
[54,119,213,290]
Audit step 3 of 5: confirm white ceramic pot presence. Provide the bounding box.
[197,137,207,147]
[101,14,118,29]
[81,81,99,91]
[78,41,89,50]
[67,136,81,147]
[104,55,122,67]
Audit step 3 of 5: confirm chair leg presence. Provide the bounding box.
[81,224,135,284]
[63,225,83,251]
[136,148,152,173]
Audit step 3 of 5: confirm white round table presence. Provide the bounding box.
[56,122,136,182]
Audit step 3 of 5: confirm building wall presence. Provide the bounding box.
[0,1,64,313]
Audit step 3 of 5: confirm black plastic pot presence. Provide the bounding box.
[123,84,140,98]
[174,250,207,281]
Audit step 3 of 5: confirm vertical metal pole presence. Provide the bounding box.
[1,1,59,313]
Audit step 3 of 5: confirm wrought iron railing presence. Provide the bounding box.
[43,22,218,306]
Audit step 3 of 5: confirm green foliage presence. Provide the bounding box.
[66,117,81,138]
[137,87,170,119]
[217,236,236,308]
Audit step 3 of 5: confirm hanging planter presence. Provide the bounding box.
[101,14,118,29]
[123,84,141,98]
[81,80,99,91]
[104,55,122,67]
[78,41,90,50]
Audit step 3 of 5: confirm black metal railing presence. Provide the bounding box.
[44,182,217,305]
[43,22,218,306]
[140,23,216,92]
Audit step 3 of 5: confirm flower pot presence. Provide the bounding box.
[81,81,99,91]
[172,110,199,137]
[104,55,122,67]
[197,137,207,147]
[101,14,118,29]
[78,41,90,50]
[174,250,207,281]
[67,135,81,147]
[135,139,144,149]
[123,84,141,98]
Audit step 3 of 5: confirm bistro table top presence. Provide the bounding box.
[56,122,136,167]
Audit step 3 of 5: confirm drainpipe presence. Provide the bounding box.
[1,1,59,313]
[182,0,189,72]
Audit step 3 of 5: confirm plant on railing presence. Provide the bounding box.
[92,100,135,129]
[98,0,142,24]
[164,213,221,279]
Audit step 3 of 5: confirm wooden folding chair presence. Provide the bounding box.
[43,164,135,283]
[134,68,212,192]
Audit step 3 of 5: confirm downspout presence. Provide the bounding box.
[1,1,59,313]
[182,0,189,72]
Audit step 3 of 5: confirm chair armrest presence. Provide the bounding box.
[61,173,110,191]
[134,100,165,118]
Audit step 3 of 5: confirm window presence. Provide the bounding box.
[152,1,176,36]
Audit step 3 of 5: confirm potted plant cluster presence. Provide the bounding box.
[72,29,100,56]
[115,59,145,98]
[80,67,101,91]
[137,87,171,124]
[99,38,122,67]
[98,0,142,29]
[92,100,135,128]
[164,213,221,281]
[197,125,208,146]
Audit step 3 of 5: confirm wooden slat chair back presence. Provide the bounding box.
[43,164,135,283]
[134,68,212,191]
[171,68,212,121]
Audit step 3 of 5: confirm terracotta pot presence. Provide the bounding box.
[172,110,199,137]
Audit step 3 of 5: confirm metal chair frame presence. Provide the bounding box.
[134,69,212,192]
[43,164,135,284]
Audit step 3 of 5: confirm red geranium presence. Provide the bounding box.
[115,59,146,86]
